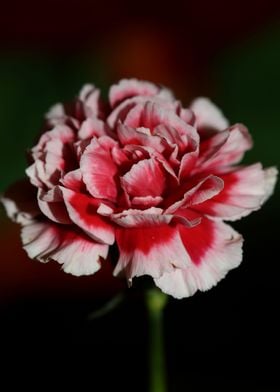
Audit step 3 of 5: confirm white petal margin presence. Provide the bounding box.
[262,167,278,204]
[154,221,243,299]
[109,78,159,107]
[190,97,229,132]
[194,164,278,221]
[21,221,108,276]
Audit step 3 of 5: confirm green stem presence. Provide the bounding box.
[145,289,168,392]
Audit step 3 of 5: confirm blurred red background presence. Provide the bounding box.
[1,0,280,93]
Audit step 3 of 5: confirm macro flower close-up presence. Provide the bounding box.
[2,78,277,299]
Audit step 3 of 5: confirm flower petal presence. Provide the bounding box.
[262,167,278,204]
[78,117,108,139]
[25,163,38,187]
[131,195,163,208]
[125,102,199,144]
[155,217,243,298]
[45,103,66,126]
[111,206,198,228]
[31,125,75,160]
[196,124,253,171]
[117,123,165,153]
[121,158,166,198]
[27,125,76,187]
[80,136,118,202]
[60,169,85,193]
[114,224,191,280]
[178,144,199,180]
[179,107,195,125]
[111,207,166,227]
[21,221,108,276]
[109,78,159,108]
[165,175,224,214]
[107,97,142,129]
[190,97,229,135]
[44,138,76,182]
[38,189,72,224]
[79,84,101,117]
[61,187,115,245]
[193,164,277,221]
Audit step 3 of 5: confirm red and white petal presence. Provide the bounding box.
[125,102,199,144]
[156,86,175,101]
[107,96,142,129]
[111,207,165,227]
[193,163,277,221]
[165,175,224,214]
[21,221,108,276]
[153,124,187,151]
[197,124,253,172]
[114,224,191,280]
[111,206,199,228]
[21,221,60,261]
[74,139,92,160]
[45,103,80,129]
[38,189,72,224]
[61,187,115,245]
[131,195,163,208]
[214,123,253,166]
[107,92,176,129]
[39,186,63,202]
[60,169,85,193]
[78,117,108,139]
[155,269,198,298]
[26,161,46,188]
[97,203,115,216]
[40,125,75,152]
[196,129,230,165]
[190,97,229,135]
[79,84,101,117]
[45,136,76,175]
[123,143,175,179]
[28,125,76,186]
[79,84,98,101]
[45,103,66,126]
[179,108,195,125]
[117,123,165,153]
[121,158,166,198]
[150,150,178,180]
[262,167,278,204]
[42,126,75,163]
[155,218,243,298]
[80,136,118,202]
[178,143,199,180]
[46,103,65,119]
[111,145,131,167]
[1,179,40,225]
[109,79,159,108]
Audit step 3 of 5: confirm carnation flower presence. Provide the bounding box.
[2,79,277,298]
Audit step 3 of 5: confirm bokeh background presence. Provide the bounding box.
[0,1,279,390]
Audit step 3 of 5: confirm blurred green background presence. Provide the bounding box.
[0,1,279,391]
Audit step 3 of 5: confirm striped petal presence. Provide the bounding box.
[21,220,108,276]
[155,215,243,298]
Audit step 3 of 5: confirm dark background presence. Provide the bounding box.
[0,1,279,390]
